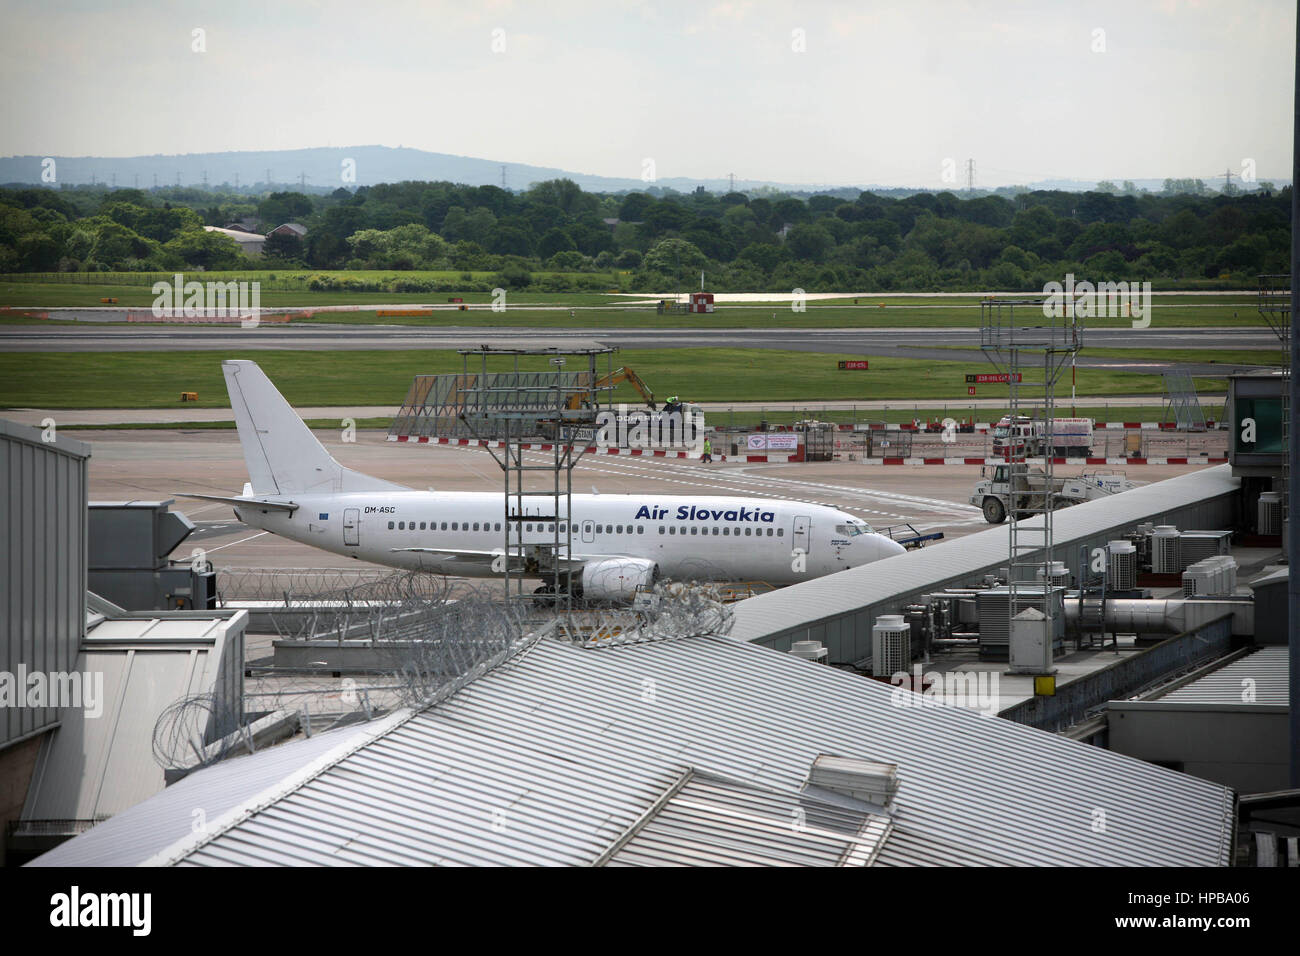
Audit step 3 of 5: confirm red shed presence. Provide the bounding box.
[689,292,715,314]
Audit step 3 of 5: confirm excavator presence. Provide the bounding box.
[543,368,702,444]
[565,367,657,411]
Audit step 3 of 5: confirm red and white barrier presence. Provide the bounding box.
[856,420,1219,433]
[388,434,804,463]
[860,456,1227,466]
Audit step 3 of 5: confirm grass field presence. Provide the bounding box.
[0,348,1226,410]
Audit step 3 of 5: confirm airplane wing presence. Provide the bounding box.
[177,493,299,513]
[390,547,584,570]
[391,548,659,600]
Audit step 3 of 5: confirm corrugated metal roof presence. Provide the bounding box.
[731,465,1238,645]
[35,633,1233,867]
[600,771,892,867]
[0,417,91,458]
[203,225,265,244]
[28,721,374,867]
[1162,646,1289,706]
[21,611,247,825]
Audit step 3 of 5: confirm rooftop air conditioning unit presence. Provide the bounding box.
[1035,561,1071,587]
[1259,493,1283,536]
[1180,530,1232,565]
[871,615,911,677]
[1182,562,1212,597]
[1151,525,1181,573]
[1107,540,1137,591]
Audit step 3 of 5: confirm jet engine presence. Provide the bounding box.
[579,557,659,602]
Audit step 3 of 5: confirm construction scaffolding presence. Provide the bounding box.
[1258,274,1291,524]
[452,347,619,611]
[980,297,1083,676]
[390,367,611,441]
[1162,370,1207,431]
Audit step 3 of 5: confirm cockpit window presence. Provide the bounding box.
[835,521,873,536]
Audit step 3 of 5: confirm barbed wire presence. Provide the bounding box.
[155,566,740,772]
[215,566,399,603]
[151,691,243,773]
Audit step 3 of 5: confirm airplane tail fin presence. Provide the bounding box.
[222,360,404,495]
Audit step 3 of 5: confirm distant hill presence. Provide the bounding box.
[0,145,1288,196]
[0,146,831,194]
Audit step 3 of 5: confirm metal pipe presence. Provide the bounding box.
[1062,597,1252,635]
[1291,5,1299,788]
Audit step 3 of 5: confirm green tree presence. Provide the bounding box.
[161,228,243,270]
[784,223,833,261]
[262,230,304,262]
[644,237,706,273]
[257,191,314,227]
[618,192,653,221]
[538,227,576,260]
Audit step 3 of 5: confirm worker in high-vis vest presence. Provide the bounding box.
[701,436,713,463]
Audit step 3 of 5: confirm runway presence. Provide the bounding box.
[0,323,1280,375]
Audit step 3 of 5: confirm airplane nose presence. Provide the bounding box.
[883,536,908,558]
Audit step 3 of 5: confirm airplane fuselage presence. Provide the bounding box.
[234,490,904,584]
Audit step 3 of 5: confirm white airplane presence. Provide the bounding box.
[183,360,907,600]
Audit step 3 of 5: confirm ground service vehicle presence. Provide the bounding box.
[991,416,1093,458]
[970,463,1137,523]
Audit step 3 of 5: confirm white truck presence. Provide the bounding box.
[992,416,1093,458]
[970,463,1137,523]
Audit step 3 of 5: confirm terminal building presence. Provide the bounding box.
[0,420,246,866]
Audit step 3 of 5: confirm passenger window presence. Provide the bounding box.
[767,528,773,536]
[560,522,567,532]
[777,528,784,537]
[388,521,394,530]
[669,527,676,535]
[441,522,448,531]
[723,527,730,535]
[452,522,459,531]
[690,526,697,535]
[745,528,751,536]
[495,523,501,532]
[637,525,644,534]
[658,526,665,534]
[473,522,480,531]
[398,521,405,530]
[526,523,534,532]
[616,524,623,534]
[596,525,603,533]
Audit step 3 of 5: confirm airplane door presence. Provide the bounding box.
[581,519,595,543]
[793,515,811,554]
[343,508,360,546]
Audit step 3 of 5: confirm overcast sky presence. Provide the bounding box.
[1,0,1293,188]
